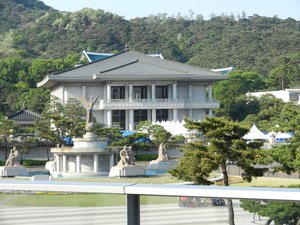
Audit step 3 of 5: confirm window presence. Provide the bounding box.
[156,86,168,99]
[133,86,147,99]
[112,110,125,130]
[111,86,125,99]
[156,109,168,122]
[134,110,147,126]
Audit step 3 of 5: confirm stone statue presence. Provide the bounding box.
[156,143,168,162]
[78,94,100,132]
[4,147,20,167]
[117,146,135,166]
[127,146,135,165]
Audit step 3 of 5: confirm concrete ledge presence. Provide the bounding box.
[0,166,29,177]
[109,165,146,177]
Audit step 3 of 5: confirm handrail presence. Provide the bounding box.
[0,180,299,225]
[0,180,299,202]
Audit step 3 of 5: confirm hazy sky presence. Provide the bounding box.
[42,0,300,20]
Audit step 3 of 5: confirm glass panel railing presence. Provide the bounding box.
[0,193,127,225]
[0,180,299,225]
[140,197,299,225]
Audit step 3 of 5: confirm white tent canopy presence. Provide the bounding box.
[152,120,188,136]
[243,124,267,140]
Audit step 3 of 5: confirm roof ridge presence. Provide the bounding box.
[53,50,129,75]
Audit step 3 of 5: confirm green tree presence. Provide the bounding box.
[35,98,86,144]
[170,117,266,225]
[17,88,50,114]
[0,115,15,159]
[135,120,171,146]
[241,185,300,225]
[213,71,266,117]
[267,52,300,89]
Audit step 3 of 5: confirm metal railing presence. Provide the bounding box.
[0,180,299,225]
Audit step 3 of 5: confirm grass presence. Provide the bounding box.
[231,176,300,187]
[0,193,177,207]
[52,173,181,184]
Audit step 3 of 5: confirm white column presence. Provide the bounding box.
[107,110,112,128]
[208,84,213,102]
[147,109,151,121]
[129,109,134,131]
[147,85,151,100]
[107,84,111,102]
[125,85,129,100]
[173,83,177,100]
[152,109,156,122]
[109,154,114,168]
[62,155,67,173]
[94,155,99,173]
[81,85,86,99]
[151,84,155,100]
[76,155,81,173]
[173,83,178,121]
[61,86,65,104]
[129,84,133,102]
[173,109,178,121]
[56,155,61,172]
[188,85,193,100]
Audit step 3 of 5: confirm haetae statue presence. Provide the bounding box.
[4,147,20,167]
[117,146,135,166]
[156,143,168,162]
[78,94,100,132]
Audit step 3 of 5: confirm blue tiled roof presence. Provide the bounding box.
[86,52,114,62]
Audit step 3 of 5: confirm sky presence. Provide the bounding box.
[42,0,300,20]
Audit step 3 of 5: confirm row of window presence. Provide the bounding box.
[112,109,168,129]
[112,86,168,99]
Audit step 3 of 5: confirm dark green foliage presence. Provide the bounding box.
[0,54,78,115]
[170,117,267,225]
[35,98,86,143]
[0,1,299,119]
[171,117,266,184]
[22,159,47,167]
[135,154,157,161]
[241,185,300,225]
[0,160,4,166]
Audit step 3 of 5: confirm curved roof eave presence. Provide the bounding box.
[37,75,95,88]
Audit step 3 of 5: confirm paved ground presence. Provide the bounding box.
[0,202,272,225]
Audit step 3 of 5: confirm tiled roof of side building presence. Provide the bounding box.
[7,108,41,122]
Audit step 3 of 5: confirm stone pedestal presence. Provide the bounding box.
[146,160,178,173]
[46,132,119,178]
[0,166,29,177]
[109,165,146,177]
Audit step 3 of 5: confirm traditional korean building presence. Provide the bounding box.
[37,50,226,131]
[7,105,41,138]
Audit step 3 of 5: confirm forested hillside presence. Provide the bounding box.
[0,0,299,117]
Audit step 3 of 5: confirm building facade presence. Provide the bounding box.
[38,50,226,131]
[246,89,300,105]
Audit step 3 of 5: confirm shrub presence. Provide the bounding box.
[22,159,47,167]
[135,154,157,161]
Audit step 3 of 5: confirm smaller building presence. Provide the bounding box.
[7,106,41,138]
[246,88,300,105]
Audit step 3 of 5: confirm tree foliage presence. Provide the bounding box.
[241,185,300,225]
[35,98,85,143]
[170,117,267,225]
